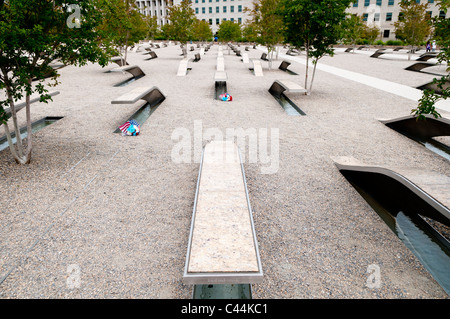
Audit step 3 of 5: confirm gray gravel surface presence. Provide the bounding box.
[0,43,448,298]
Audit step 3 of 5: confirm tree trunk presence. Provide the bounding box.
[5,87,24,158]
[309,59,318,93]
[305,42,310,95]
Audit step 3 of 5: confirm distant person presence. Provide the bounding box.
[214,36,218,42]
[426,40,431,52]
[432,40,436,52]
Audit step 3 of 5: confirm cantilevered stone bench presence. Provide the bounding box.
[370,49,387,58]
[278,61,297,74]
[193,53,201,62]
[4,91,60,117]
[110,57,128,66]
[145,51,158,60]
[217,57,225,72]
[269,79,306,98]
[183,141,263,284]
[242,52,249,64]
[416,52,439,62]
[177,58,190,76]
[405,62,437,73]
[260,52,269,61]
[379,114,450,140]
[111,86,165,106]
[332,156,450,226]
[109,65,145,78]
[250,59,263,76]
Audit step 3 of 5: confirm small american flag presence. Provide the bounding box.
[119,119,140,135]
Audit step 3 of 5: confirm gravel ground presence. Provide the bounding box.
[0,43,448,299]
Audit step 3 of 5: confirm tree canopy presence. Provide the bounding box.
[278,0,352,93]
[0,0,114,164]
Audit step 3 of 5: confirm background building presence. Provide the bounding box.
[346,0,446,41]
[189,0,254,34]
[135,0,254,34]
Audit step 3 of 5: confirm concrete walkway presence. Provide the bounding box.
[271,49,450,113]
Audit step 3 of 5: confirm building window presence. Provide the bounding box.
[195,0,198,3]
[202,7,205,13]
[216,18,219,24]
[386,12,392,21]
[230,5,234,12]
[374,13,380,21]
[364,0,370,6]
[353,0,358,7]
[209,7,212,13]
[388,0,394,4]
[426,11,432,17]
[231,18,234,21]
[238,5,242,12]
[223,6,227,12]
[376,0,381,5]
[363,13,368,21]
[216,6,219,13]
[195,7,198,13]
[383,30,390,38]
[439,10,446,18]
[209,18,212,25]
[428,0,434,3]
[238,17,242,23]
[202,0,205,2]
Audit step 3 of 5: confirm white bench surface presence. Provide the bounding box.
[242,53,249,64]
[177,59,189,76]
[111,87,153,104]
[109,65,139,72]
[214,71,227,82]
[186,141,261,279]
[217,57,225,71]
[252,59,263,76]
[275,79,307,93]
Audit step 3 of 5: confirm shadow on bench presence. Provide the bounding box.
[145,51,158,61]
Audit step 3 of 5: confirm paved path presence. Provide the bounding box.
[272,49,450,113]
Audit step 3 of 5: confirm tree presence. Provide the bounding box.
[166,0,196,57]
[145,15,159,40]
[277,0,352,94]
[217,20,242,54]
[246,0,284,69]
[98,0,147,65]
[394,0,432,60]
[0,0,113,164]
[361,23,380,44]
[340,14,364,52]
[193,19,213,42]
[411,0,449,120]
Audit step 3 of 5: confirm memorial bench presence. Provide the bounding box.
[145,51,158,60]
[269,80,307,96]
[109,65,145,78]
[183,140,263,285]
[111,86,165,106]
[250,59,263,76]
[110,57,129,66]
[4,91,60,117]
[177,58,190,76]
[332,156,450,226]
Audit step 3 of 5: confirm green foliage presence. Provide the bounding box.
[98,0,147,49]
[165,0,196,43]
[246,0,284,59]
[0,0,113,163]
[192,19,213,42]
[217,20,242,42]
[340,14,364,46]
[361,24,380,44]
[413,1,449,120]
[277,0,352,92]
[394,0,432,47]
